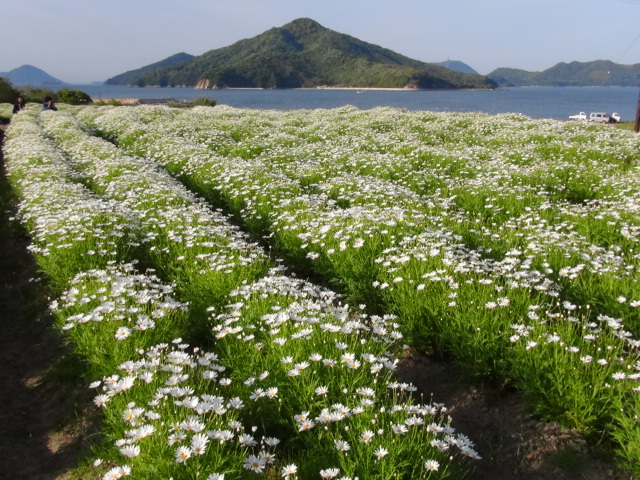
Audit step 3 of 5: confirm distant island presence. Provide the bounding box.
[435,60,479,75]
[0,65,67,86]
[488,60,640,87]
[104,18,496,90]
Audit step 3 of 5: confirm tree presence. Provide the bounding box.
[20,85,56,103]
[56,88,92,105]
[0,77,20,103]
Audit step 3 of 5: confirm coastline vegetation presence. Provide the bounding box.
[0,76,93,108]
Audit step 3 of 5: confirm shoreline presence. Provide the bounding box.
[94,85,487,103]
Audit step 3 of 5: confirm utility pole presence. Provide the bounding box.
[635,88,640,132]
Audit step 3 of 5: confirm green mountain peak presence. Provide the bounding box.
[107,18,495,90]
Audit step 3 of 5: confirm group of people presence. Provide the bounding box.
[12,95,57,114]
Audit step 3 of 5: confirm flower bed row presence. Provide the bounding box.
[3,108,477,479]
[78,104,640,474]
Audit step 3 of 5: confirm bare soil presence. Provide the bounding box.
[0,124,635,480]
[397,350,634,480]
[0,124,101,480]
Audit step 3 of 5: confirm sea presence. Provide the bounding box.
[59,85,640,122]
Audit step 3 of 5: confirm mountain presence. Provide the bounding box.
[115,18,495,90]
[435,60,478,75]
[0,65,67,86]
[105,52,195,86]
[488,60,640,87]
[487,67,534,87]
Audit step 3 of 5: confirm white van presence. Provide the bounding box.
[589,112,614,123]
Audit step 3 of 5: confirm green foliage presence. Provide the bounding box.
[167,97,217,108]
[56,88,92,105]
[104,52,195,86]
[0,77,20,103]
[490,60,640,87]
[127,18,496,90]
[19,85,56,103]
[93,98,124,106]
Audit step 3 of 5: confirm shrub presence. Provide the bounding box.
[0,77,20,103]
[19,86,56,104]
[168,97,217,108]
[56,88,92,105]
[93,99,124,106]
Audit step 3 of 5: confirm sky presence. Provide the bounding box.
[3,0,640,84]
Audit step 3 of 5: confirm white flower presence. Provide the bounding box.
[243,455,266,473]
[374,447,389,459]
[294,411,310,422]
[356,387,375,397]
[298,420,315,431]
[168,433,186,445]
[547,333,561,343]
[102,465,131,480]
[281,464,297,477]
[315,385,329,395]
[93,394,110,407]
[191,433,209,455]
[320,468,341,479]
[115,327,131,340]
[264,436,280,447]
[119,445,140,458]
[238,433,257,446]
[392,423,408,435]
[175,445,192,463]
[360,430,375,442]
[334,439,351,451]
[497,297,510,306]
[424,460,440,471]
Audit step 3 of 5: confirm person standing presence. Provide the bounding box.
[42,96,57,111]
[12,96,26,114]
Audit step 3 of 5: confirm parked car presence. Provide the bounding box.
[589,112,616,123]
[569,112,587,120]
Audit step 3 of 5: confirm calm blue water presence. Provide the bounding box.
[61,85,640,122]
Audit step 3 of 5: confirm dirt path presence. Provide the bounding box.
[0,125,97,480]
[397,350,634,480]
[0,123,634,480]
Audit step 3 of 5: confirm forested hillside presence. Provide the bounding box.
[110,18,495,90]
[105,52,194,86]
[489,60,640,86]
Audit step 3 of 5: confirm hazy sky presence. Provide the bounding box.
[3,0,640,84]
